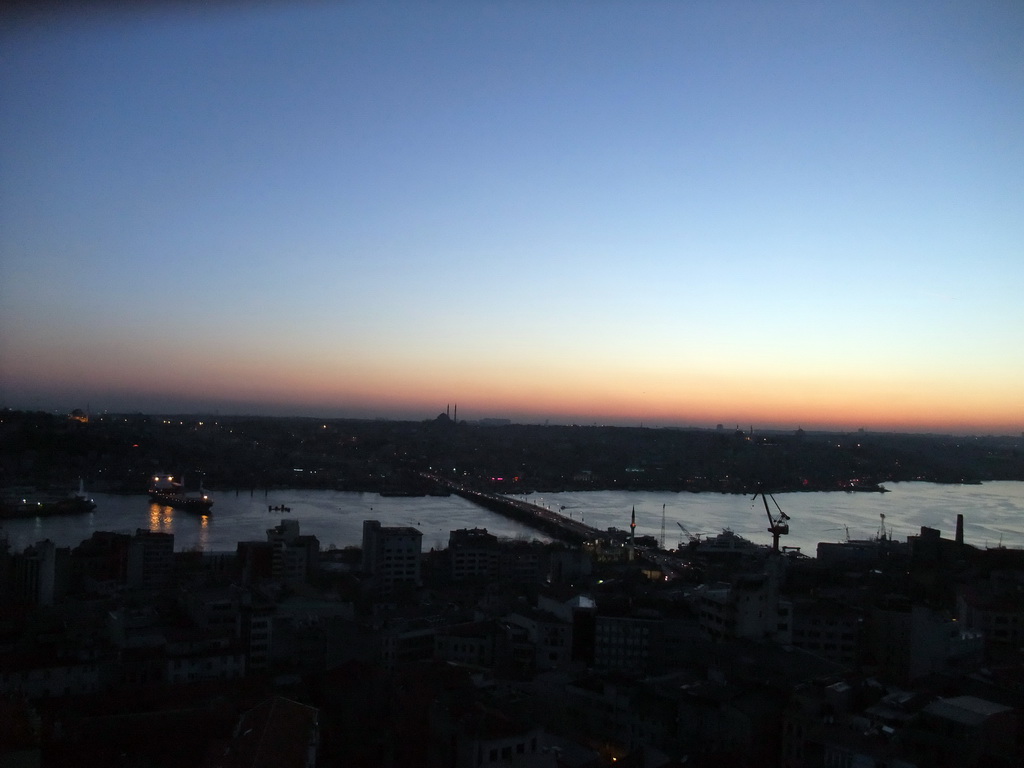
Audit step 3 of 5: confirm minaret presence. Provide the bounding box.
[629,506,636,561]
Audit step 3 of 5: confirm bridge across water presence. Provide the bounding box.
[423,475,603,543]
[454,488,603,543]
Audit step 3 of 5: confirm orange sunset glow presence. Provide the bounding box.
[1,3,1021,435]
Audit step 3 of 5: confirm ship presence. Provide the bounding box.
[694,528,768,556]
[0,478,96,519]
[148,473,213,513]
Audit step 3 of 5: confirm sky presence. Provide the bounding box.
[1,1,1022,434]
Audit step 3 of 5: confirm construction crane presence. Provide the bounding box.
[675,522,703,548]
[753,489,790,553]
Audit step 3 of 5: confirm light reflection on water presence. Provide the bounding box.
[197,512,210,551]
[0,489,553,553]
[0,481,1021,554]
[148,503,175,533]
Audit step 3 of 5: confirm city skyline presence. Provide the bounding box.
[2,2,1022,435]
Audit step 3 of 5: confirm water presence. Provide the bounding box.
[525,481,1024,554]
[0,490,551,554]
[2,482,1022,555]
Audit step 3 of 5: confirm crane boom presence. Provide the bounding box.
[675,521,703,547]
[753,489,790,553]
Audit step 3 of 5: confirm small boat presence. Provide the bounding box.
[148,472,213,512]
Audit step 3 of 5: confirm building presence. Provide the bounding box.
[784,597,863,666]
[497,541,549,583]
[237,540,274,583]
[70,531,131,590]
[0,656,104,699]
[361,520,422,591]
[241,589,275,672]
[127,529,174,589]
[165,636,246,685]
[215,696,319,768]
[957,570,1024,649]
[267,519,319,583]
[867,598,982,684]
[903,695,1017,768]
[449,528,500,581]
[698,571,779,641]
[432,696,551,768]
[593,613,662,673]
[507,607,573,671]
[12,539,69,606]
[435,620,500,668]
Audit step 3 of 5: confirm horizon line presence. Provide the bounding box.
[3,404,1021,440]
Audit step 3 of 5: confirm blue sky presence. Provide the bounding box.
[1,1,1022,432]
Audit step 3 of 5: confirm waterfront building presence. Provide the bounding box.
[267,519,319,583]
[361,520,422,590]
[127,529,173,589]
[448,527,499,581]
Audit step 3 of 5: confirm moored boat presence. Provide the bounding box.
[0,478,96,519]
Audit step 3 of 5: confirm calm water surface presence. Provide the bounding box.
[525,481,1024,553]
[2,482,1022,554]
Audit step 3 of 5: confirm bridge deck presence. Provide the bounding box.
[458,489,603,543]
[424,475,601,543]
